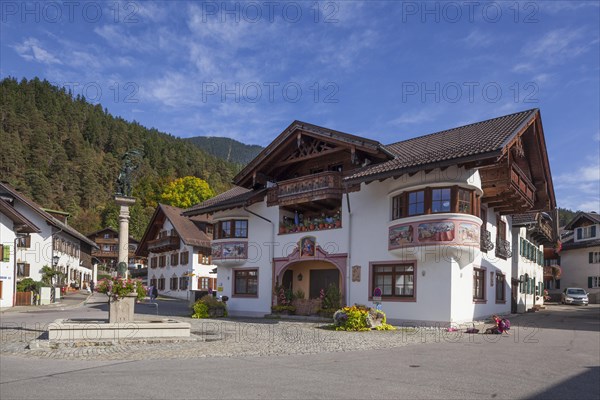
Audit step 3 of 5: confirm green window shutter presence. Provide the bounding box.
[556,279,560,289]
[2,245,10,262]
[592,226,597,237]
[590,252,594,264]
[577,228,582,240]
[588,277,593,288]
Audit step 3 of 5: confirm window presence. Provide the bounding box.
[431,188,451,213]
[171,253,179,266]
[103,233,110,239]
[495,273,506,303]
[473,268,485,302]
[457,189,471,214]
[577,226,597,240]
[371,264,415,299]
[180,251,189,265]
[391,187,476,220]
[234,269,258,296]
[215,220,248,239]
[589,252,600,264]
[17,263,30,278]
[170,277,178,290]
[150,278,157,287]
[159,255,166,268]
[158,278,165,291]
[179,276,188,290]
[16,235,31,248]
[408,191,425,216]
[588,276,600,288]
[199,277,210,290]
[392,194,404,220]
[150,257,157,269]
[199,253,211,265]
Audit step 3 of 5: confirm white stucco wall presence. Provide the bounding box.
[511,227,545,312]
[0,213,17,308]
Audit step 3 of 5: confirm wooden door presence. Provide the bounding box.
[309,269,339,299]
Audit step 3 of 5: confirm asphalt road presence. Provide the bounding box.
[1,304,598,400]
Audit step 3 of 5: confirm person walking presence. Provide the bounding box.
[89,280,95,293]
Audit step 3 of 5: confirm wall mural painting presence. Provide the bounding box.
[389,225,414,248]
[211,243,222,259]
[221,242,247,259]
[418,222,455,242]
[458,222,480,243]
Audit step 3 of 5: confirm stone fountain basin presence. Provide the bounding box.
[48,318,191,341]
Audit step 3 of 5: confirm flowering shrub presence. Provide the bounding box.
[332,305,395,331]
[96,277,146,301]
[192,295,227,318]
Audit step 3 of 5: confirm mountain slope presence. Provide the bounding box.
[0,77,237,238]
[186,136,263,167]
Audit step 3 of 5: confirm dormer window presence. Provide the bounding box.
[577,226,597,240]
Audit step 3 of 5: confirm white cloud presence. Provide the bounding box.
[555,161,600,211]
[540,1,600,14]
[13,38,62,65]
[462,30,494,48]
[528,28,593,65]
[389,109,435,126]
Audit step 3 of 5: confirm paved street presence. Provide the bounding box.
[1,299,598,399]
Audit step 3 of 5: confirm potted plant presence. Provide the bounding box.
[96,277,146,323]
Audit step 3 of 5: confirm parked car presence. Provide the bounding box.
[561,288,589,305]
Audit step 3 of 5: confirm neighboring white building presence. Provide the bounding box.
[0,182,98,307]
[184,109,556,324]
[555,212,600,303]
[0,198,40,308]
[137,204,216,301]
[512,212,558,312]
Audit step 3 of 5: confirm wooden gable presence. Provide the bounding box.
[234,121,392,189]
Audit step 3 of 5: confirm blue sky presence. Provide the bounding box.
[1,1,598,212]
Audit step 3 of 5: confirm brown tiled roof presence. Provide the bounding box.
[159,204,211,247]
[345,109,539,182]
[0,198,40,233]
[183,186,264,215]
[0,182,98,248]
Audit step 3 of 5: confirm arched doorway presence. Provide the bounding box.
[273,244,347,305]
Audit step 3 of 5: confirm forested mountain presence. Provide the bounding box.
[186,136,263,167]
[0,77,237,239]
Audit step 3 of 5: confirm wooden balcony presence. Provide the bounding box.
[481,162,536,214]
[267,171,343,207]
[147,235,180,253]
[529,215,555,245]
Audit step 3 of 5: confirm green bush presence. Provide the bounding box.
[271,305,296,314]
[16,278,46,293]
[192,295,227,319]
[322,284,341,310]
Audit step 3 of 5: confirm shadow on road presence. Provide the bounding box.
[526,366,600,400]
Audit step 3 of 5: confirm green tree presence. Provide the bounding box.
[159,176,215,209]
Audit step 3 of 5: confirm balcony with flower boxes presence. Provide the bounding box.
[267,171,343,208]
[147,231,180,253]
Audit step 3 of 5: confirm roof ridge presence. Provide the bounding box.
[386,108,538,147]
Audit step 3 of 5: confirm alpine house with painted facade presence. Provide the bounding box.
[184,109,556,323]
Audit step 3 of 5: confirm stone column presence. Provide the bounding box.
[114,195,136,278]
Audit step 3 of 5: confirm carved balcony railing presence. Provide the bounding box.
[147,235,180,253]
[495,238,512,259]
[267,171,343,207]
[480,228,494,252]
[481,162,536,214]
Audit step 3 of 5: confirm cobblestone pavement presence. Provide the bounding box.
[1,295,565,361]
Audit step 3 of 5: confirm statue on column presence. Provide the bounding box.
[116,149,143,197]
